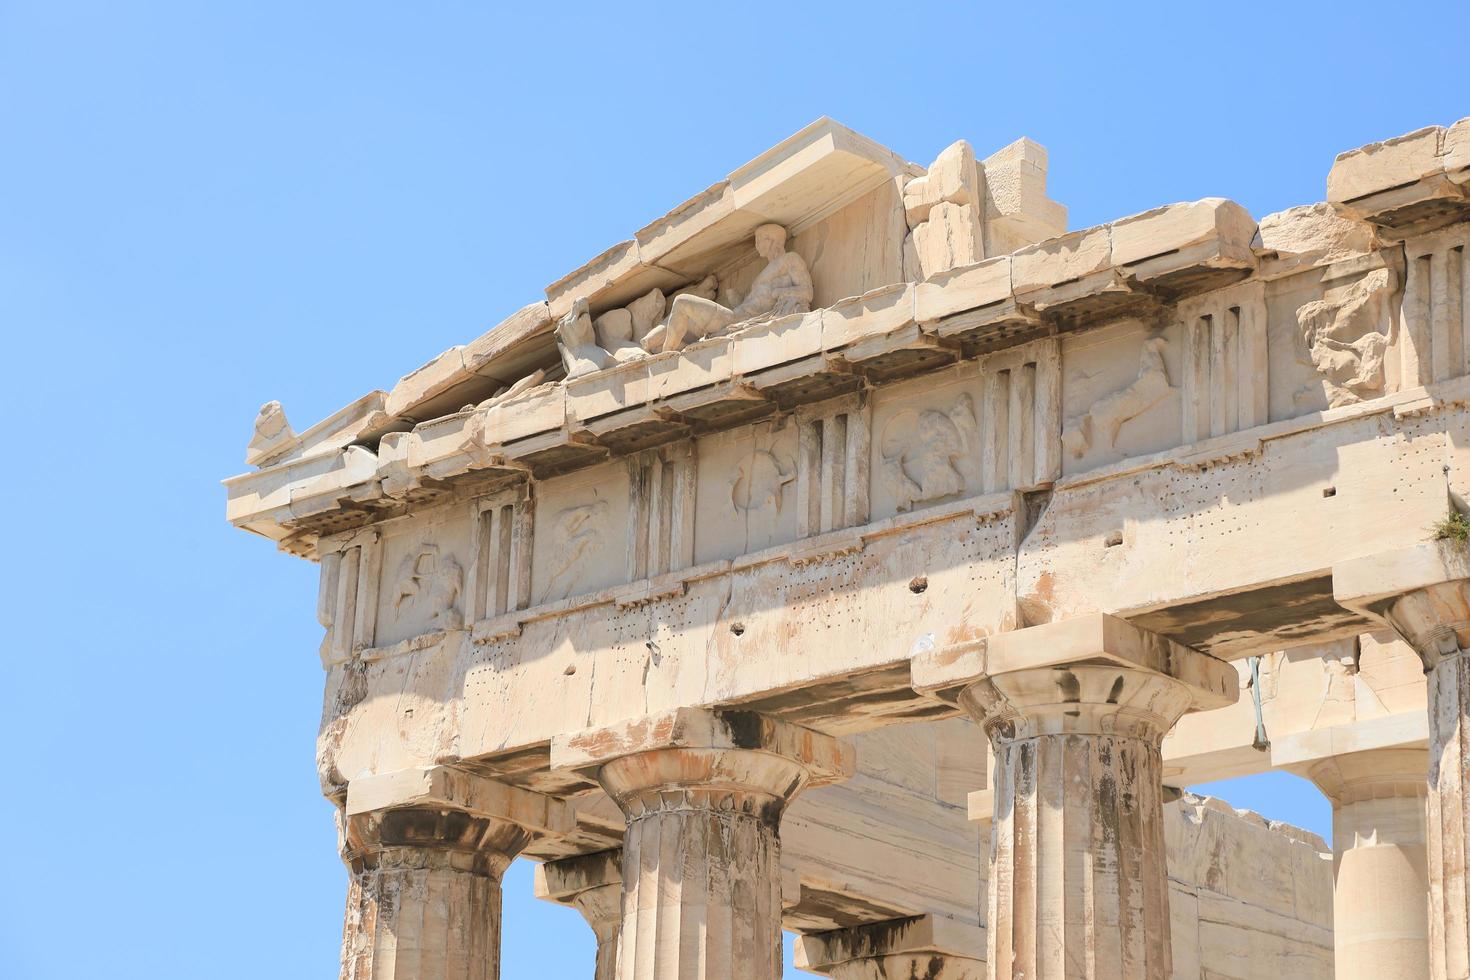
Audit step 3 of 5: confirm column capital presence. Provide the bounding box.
[913,613,1238,740]
[550,707,854,810]
[794,915,986,979]
[1272,715,1430,804]
[533,849,622,943]
[340,765,572,875]
[1334,541,1470,667]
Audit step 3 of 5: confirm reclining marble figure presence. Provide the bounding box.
[642,223,814,353]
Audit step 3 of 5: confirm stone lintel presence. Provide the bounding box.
[911,613,1239,711]
[549,706,855,788]
[1333,542,1470,664]
[345,765,572,837]
[794,914,986,974]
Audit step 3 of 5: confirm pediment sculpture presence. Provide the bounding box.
[555,223,813,379]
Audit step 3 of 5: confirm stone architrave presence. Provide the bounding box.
[1335,542,1470,980]
[337,767,572,980]
[551,708,854,980]
[914,614,1237,979]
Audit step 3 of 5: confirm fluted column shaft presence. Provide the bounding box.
[1431,650,1470,980]
[1307,748,1430,980]
[959,665,1194,980]
[609,762,787,980]
[338,806,531,980]
[552,708,854,980]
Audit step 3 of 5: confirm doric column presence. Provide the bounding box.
[338,767,572,980]
[1336,542,1470,980]
[794,914,986,979]
[1306,748,1431,980]
[551,707,855,980]
[535,850,624,980]
[914,613,1237,980]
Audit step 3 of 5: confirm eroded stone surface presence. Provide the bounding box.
[225,117,1470,979]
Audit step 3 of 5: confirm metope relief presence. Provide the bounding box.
[879,394,977,512]
[1061,333,1176,465]
[392,544,464,632]
[1294,267,1397,409]
[543,499,610,601]
[693,421,801,564]
[731,449,796,516]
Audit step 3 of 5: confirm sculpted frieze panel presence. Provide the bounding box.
[879,393,977,513]
[391,544,463,631]
[694,420,801,565]
[1061,336,1173,461]
[371,508,473,649]
[1294,266,1399,409]
[1060,320,1184,474]
[869,363,983,521]
[530,460,630,604]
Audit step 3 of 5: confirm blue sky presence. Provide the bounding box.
[1,1,1464,976]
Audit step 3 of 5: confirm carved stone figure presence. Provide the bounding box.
[246,400,295,465]
[880,395,976,511]
[556,297,615,380]
[393,545,463,630]
[1295,268,1397,408]
[643,224,813,353]
[1062,336,1173,458]
[731,450,796,514]
[477,368,548,410]
[542,499,609,601]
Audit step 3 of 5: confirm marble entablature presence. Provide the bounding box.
[228,115,1470,979]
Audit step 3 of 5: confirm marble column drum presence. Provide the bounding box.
[1307,748,1431,980]
[337,806,529,980]
[1431,649,1470,980]
[552,708,855,980]
[960,665,1192,980]
[1334,543,1470,980]
[914,614,1237,980]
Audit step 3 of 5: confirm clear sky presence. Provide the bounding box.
[2,1,1465,976]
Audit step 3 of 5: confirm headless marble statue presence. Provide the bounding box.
[643,223,813,353]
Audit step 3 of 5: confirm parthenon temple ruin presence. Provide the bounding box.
[227,116,1470,979]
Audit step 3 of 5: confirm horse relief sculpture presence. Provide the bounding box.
[392,544,464,630]
[880,394,977,512]
[1294,267,1397,408]
[1062,336,1174,459]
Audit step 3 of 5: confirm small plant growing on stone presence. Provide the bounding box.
[1432,510,1470,543]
